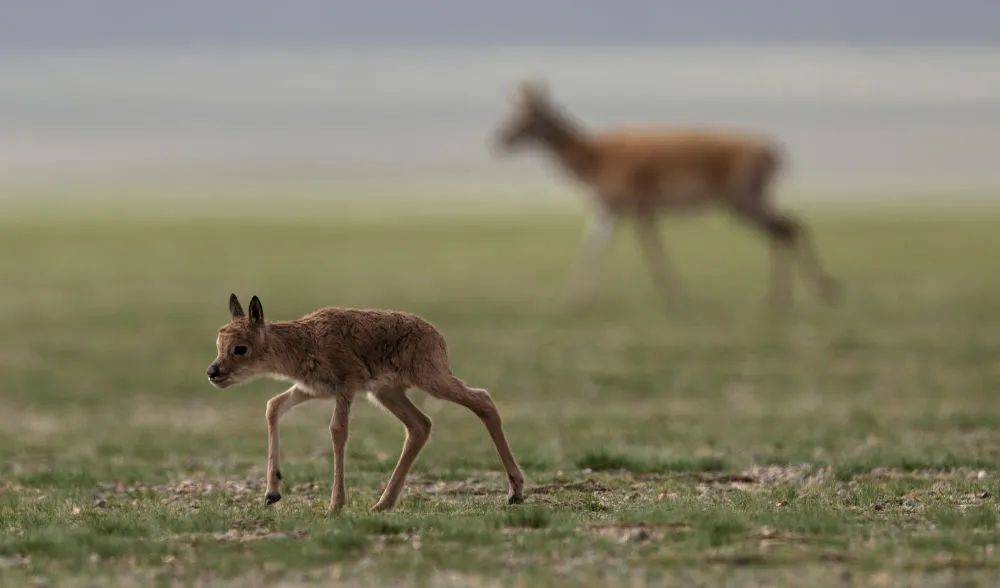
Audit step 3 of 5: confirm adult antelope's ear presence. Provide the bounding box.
[248,295,264,327]
[229,293,245,319]
[519,79,549,105]
[511,84,528,107]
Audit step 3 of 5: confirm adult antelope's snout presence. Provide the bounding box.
[494,124,520,154]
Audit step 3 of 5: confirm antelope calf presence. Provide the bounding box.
[206,294,524,512]
[497,82,838,307]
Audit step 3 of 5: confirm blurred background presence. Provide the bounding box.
[4,1,1000,209]
[1,2,998,583]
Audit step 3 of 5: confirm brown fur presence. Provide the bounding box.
[497,82,838,306]
[207,294,524,513]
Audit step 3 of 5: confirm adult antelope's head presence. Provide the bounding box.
[495,81,562,152]
[206,294,270,388]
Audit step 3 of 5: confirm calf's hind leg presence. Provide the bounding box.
[370,385,433,512]
[419,374,524,504]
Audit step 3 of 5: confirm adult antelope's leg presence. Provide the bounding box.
[758,211,838,306]
[635,214,681,303]
[328,393,354,513]
[731,203,797,308]
[794,226,840,304]
[759,213,800,307]
[768,236,795,307]
[264,386,311,505]
[729,155,814,308]
[371,386,433,512]
[420,374,524,504]
[569,207,617,304]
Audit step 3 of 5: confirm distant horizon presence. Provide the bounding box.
[4,1,999,48]
[3,45,998,195]
[6,40,1000,53]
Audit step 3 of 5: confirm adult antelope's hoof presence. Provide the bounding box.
[507,493,524,505]
[264,492,281,505]
[369,502,393,513]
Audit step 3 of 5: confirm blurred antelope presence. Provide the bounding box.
[496,82,838,306]
[206,294,524,513]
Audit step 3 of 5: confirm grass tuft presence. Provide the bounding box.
[501,506,552,529]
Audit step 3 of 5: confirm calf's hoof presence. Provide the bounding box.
[507,474,525,505]
[264,492,281,506]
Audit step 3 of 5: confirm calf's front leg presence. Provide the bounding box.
[328,393,353,514]
[264,386,311,505]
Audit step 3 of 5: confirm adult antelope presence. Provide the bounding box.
[496,82,838,307]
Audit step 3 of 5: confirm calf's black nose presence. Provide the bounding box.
[207,363,220,378]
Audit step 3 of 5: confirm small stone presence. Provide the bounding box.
[759,526,778,538]
[0,555,29,568]
[626,528,650,543]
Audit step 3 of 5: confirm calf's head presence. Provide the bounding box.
[207,294,268,388]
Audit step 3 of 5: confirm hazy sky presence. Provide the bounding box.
[4,1,999,47]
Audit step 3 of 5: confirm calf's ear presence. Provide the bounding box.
[248,295,264,327]
[229,293,244,319]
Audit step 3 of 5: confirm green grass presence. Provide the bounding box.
[0,196,998,585]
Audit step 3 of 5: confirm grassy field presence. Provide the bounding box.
[0,197,997,585]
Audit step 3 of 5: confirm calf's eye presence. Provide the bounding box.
[233,345,248,357]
